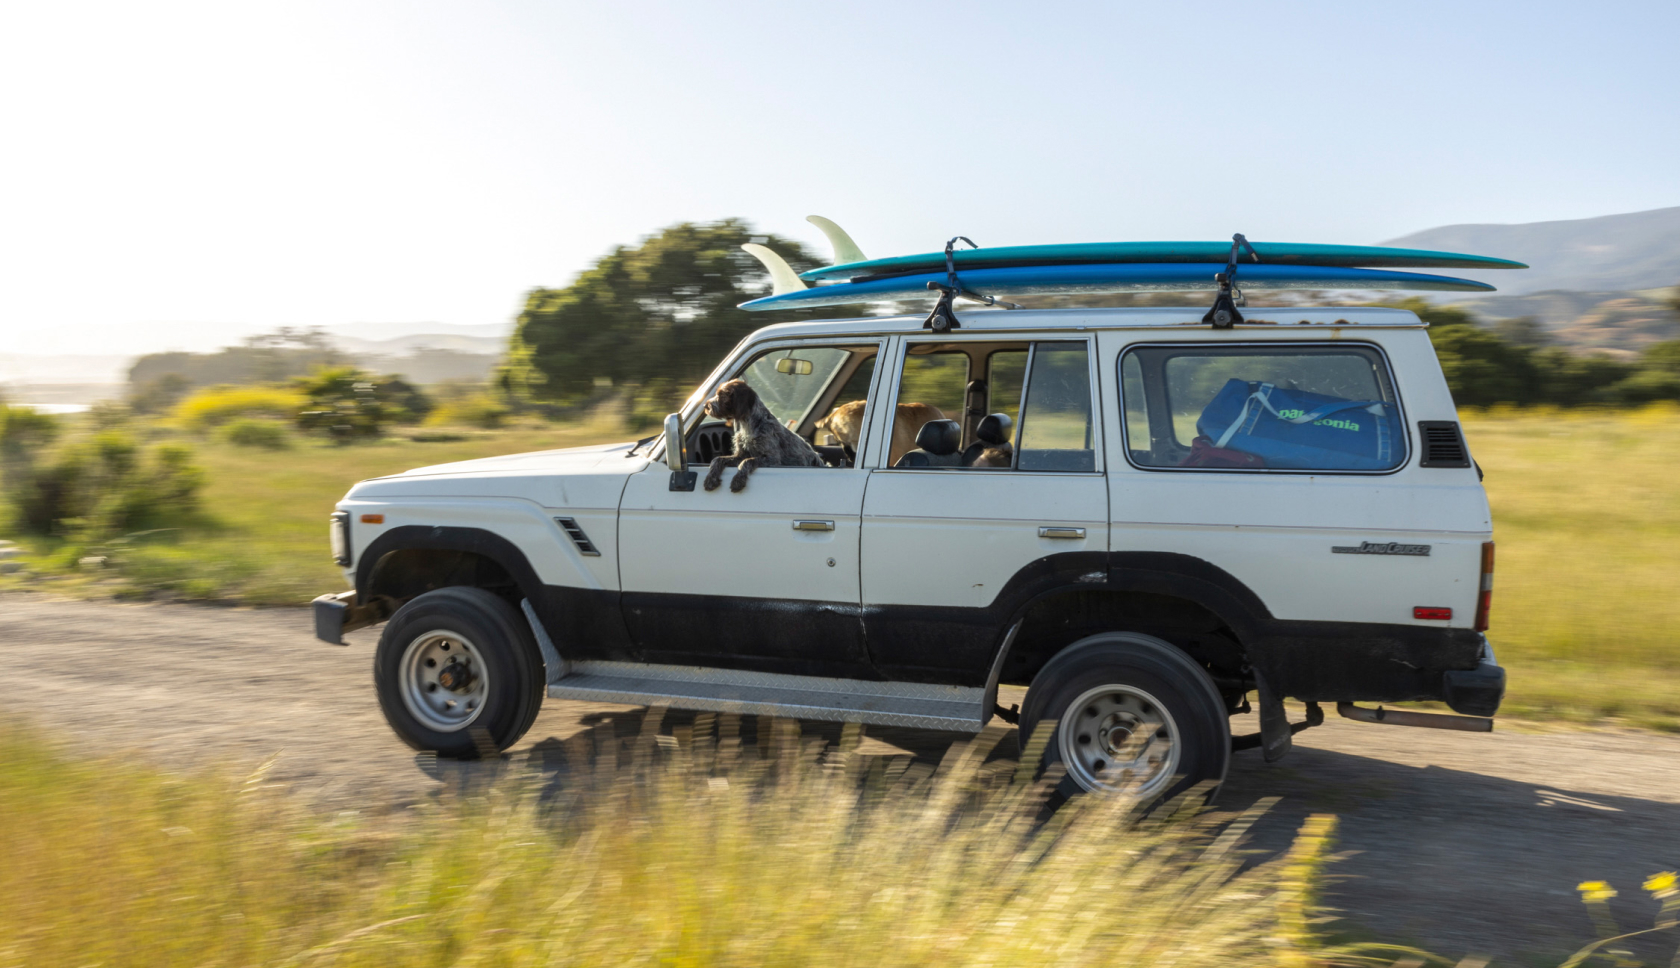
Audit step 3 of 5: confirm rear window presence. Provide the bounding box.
[1120,344,1406,472]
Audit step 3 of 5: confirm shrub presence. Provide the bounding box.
[173,385,307,430]
[218,417,292,449]
[294,367,432,442]
[6,430,204,537]
[0,403,60,455]
[128,373,191,414]
[423,392,508,429]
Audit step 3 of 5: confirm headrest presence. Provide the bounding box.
[976,413,1013,445]
[914,419,961,456]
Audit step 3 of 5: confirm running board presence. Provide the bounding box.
[547,660,987,732]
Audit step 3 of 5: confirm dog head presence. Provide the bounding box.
[704,379,758,425]
[814,399,865,446]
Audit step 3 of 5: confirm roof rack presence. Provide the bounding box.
[1201,233,1260,329]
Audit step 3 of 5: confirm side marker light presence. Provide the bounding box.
[1413,606,1452,621]
[360,514,385,524]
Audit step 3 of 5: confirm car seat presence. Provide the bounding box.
[961,379,988,444]
[894,419,963,467]
[961,413,1014,467]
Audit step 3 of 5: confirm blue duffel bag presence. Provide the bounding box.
[1195,379,1399,470]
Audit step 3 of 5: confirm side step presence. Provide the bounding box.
[547,660,987,733]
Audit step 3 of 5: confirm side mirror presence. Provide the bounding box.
[663,413,685,472]
[663,413,696,491]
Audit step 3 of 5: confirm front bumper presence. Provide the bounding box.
[1442,637,1505,717]
[312,590,392,645]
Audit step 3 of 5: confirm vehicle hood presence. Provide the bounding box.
[345,440,653,509]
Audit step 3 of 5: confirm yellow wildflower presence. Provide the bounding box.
[1578,881,1618,901]
[1645,871,1678,898]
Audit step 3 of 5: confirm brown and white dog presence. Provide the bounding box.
[701,379,824,492]
[814,400,946,466]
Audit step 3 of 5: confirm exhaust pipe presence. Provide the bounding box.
[1336,702,1492,733]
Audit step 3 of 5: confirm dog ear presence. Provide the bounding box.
[733,381,759,412]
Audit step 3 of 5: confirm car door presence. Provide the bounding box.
[617,339,883,677]
[860,335,1110,684]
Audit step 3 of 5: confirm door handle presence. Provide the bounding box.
[1038,526,1086,539]
[792,519,836,532]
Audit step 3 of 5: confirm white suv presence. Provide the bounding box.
[315,305,1503,802]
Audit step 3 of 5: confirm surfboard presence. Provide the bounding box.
[739,262,1496,312]
[797,241,1527,283]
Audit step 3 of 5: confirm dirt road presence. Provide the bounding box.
[8,593,1679,961]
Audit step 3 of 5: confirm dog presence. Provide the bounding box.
[701,379,824,492]
[968,444,1014,468]
[814,400,946,466]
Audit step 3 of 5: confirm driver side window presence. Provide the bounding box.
[689,343,881,468]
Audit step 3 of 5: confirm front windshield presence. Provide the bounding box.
[736,347,857,428]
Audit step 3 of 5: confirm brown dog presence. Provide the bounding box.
[814,400,946,466]
[701,379,824,492]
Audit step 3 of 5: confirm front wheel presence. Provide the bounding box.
[1019,632,1230,804]
[374,587,545,758]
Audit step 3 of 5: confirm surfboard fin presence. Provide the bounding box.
[806,216,867,265]
[740,243,808,296]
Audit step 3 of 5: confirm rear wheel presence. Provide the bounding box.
[1019,632,1230,804]
[374,587,545,758]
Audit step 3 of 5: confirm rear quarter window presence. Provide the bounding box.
[1120,343,1406,473]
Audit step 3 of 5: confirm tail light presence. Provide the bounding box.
[1473,541,1495,632]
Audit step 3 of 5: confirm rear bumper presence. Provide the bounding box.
[1441,637,1505,717]
[311,590,392,645]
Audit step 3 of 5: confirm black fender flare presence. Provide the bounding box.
[357,524,549,616]
[986,550,1271,682]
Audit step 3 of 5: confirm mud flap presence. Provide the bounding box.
[1256,670,1292,763]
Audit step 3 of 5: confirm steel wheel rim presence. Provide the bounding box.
[1057,683,1181,795]
[398,630,490,733]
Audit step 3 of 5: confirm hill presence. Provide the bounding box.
[1383,206,1680,296]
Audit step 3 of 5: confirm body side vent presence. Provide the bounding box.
[554,517,601,556]
[1417,421,1471,468]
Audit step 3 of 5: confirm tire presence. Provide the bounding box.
[1019,632,1230,805]
[374,587,545,758]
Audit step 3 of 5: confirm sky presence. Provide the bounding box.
[2,0,1678,356]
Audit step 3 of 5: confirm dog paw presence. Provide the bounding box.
[729,476,748,493]
[703,476,722,492]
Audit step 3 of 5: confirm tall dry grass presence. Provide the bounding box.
[1,713,1383,968]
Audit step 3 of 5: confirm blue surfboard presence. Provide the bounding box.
[798,241,1527,283]
[740,262,1495,312]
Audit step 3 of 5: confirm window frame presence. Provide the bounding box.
[659,336,887,466]
[1117,340,1410,476]
[877,333,1104,475]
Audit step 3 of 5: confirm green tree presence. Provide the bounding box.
[1642,338,1680,372]
[1428,325,1541,406]
[294,367,432,442]
[499,220,856,422]
[1531,348,1634,405]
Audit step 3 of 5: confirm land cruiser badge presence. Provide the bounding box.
[1332,541,1432,556]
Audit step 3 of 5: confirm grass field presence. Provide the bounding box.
[0,716,1372,968]
[1462,405,1680,729]
[4,406,1677,728]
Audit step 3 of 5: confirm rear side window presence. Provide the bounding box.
[1017,341,1096,472]
[1121,344,1405,472]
